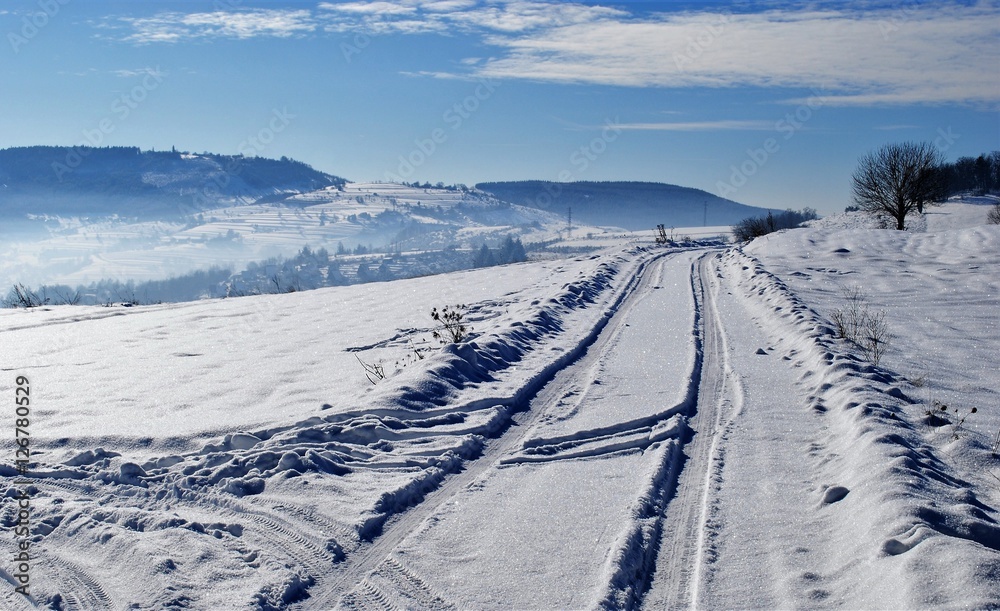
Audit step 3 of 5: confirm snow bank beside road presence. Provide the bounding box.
[732,208,1000,607]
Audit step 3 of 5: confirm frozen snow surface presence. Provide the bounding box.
[2,201,1000,609]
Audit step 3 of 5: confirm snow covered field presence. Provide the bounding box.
[2,201,999,609]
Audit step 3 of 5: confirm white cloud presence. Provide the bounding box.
[318,2,417,15]
[318,0,626,37]
[105,1,1000,106]
[465,4,1000,106]
[420,0,477,13]
[446,1,627,33]
[615,120,776,132]
[117,9,316,43]
[112,67,166,79]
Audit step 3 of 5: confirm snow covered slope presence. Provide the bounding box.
[1,201,998,609]
[1,181,585,291]
[711,202,1000,608]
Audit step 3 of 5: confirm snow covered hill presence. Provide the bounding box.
[1,201,998,609]
[476,180,770,230]
[0,146,344,219]
[0,181,593,292]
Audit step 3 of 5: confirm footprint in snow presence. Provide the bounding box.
[882,538,912,556]
[820,485,850,505]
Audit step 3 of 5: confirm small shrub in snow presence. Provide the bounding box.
[831,286,867,342]
[405,340,426,363]
[987,203,1000,225]
[830,286,891,366]
[924,402,950,428]
[355,354,386,385]
[932,401,979,439]
[952,405,978,439]
[431,304,470,344]
[731,208,818,242]
[52,288,81,305]
[907,372,928,388]
[862,310,891,367]
[3,283,48,308]
[393,341,428,372]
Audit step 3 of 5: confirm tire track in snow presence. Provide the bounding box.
[28,480,344,609]
[592,254,706,609]
[42,554,117,611]
[640,252,742,610]
[377,556,456,609]
[186,493,346,571]
[340,579,395,611]
[11,249,664,609]
[345,556,456,611]
[296,251,677,609]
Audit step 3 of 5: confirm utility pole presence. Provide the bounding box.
[703,200,707,226]
[567,207,572,238]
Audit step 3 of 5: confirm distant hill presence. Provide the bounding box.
[0,146,345,219]
[475,181,771,230]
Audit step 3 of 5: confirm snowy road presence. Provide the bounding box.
[641,253,735,609]
[326,250,708,609]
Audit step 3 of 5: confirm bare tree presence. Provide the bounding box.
[851,142,947,230]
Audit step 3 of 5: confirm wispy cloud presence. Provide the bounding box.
[421,0,477,13]
[467,4,1000,106]
[112,67,166,79]
[317,0,625,35]
[104,1,1000,106]
[443,1,626,33]
[615,120,776,132]
[318,2,417,16]
[114,9,316,43]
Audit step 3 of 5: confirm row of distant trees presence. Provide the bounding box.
[941,152,1000,195]
[731,208,819,242]
[4,236,531,307]
[1,267,233,307]
[852,144,999,230]
[227,236,526,297]
[472,235,527,267]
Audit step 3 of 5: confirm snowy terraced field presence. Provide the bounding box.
[2,202,999,609]
[1,182,586,289]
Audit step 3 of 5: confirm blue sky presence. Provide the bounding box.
[2,0,998,214]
